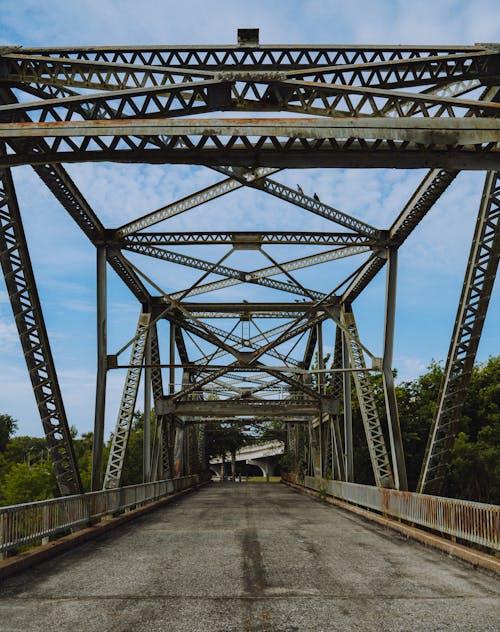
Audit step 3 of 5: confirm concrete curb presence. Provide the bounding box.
[283,480,500,576]
[0,481,211,581]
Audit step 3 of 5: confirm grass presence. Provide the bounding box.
[245,476,281,483]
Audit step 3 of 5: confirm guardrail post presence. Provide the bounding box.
[41,503,50,545]
[0,512,6,560]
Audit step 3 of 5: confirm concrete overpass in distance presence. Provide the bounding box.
[209,440,284,479]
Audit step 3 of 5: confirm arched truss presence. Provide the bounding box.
[0,31,498,496]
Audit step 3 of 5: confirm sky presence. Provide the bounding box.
[0,0,499,438]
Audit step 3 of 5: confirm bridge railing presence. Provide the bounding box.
[0,475,198,555]
[284,474,500,552]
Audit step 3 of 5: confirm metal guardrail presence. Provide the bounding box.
[0,475,198,554]
[284,474,500,551]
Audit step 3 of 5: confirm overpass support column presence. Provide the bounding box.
[248,459,272,480]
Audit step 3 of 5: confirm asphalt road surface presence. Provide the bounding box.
[0,482,499,631]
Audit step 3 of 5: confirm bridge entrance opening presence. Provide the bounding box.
[0,31,498,550]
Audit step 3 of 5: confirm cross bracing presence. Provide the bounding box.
[0,32,498,496]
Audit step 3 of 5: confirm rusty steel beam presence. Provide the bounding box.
[264,79,500,118]
[162,399,319,417]
[1,117,498,170]
[0,86,152,303]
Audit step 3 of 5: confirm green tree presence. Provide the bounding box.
[445,356,500,503]
[205,422,251,480]
[1,461,57,505]
[291,355,498,503]
[255,420,286,444]
[0,414,18,451]
[397,361,443,489]
[118,410,156,486]
[73,431,94,491]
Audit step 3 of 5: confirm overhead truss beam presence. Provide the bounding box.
[1,117,498,170]
[2,44,496,75]
[122,231,374,247]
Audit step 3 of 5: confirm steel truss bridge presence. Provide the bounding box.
[0,30,499,508]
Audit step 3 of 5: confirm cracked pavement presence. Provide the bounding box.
[0,482,499,631]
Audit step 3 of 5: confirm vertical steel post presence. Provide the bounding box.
[92,245,107,491]
[149,323,165,481]
[317,322,324,478]
[342,324,354,482]
[162,322,177,478]
[330,327,346,481]
[171,325,185,477]
[382,248,408,491]
[143,314,152,482]
[169,323,176,396]
[173,424,186,478]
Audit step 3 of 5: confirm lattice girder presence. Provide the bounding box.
[103,312,151,489]
[419,170,500,494]
[0,166,82,495]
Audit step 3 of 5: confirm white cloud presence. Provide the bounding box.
[0,318,19,353]
[2,0,499,47]
[394,355,429,383]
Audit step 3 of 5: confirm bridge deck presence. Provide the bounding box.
[0,483,498,631]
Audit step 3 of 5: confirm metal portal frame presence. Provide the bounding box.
[0,32,498,495]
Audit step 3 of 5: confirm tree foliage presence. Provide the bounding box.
[0,356,499,505]
[205,422,250,460]
[2,461,57,505]
[0,414,18,452]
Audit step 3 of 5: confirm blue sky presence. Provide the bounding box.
[0,0,499,437]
